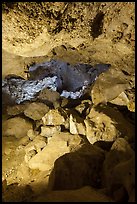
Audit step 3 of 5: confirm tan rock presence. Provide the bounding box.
[42,109,67,126]
[2,117,32,138]
[84,104,135,144]
[18,136,30,146]
[69,114,86,135]
[24,102,49,120]
[28,138,69,171]
[69,114,78,134]
[127,99,135,112]
[24,136,47,154]
[40,126,61,137]
[84,112,119,144]
[27,132,83,171]
[27,129,38,140]
[102,138,135,201]
[109,92,129,106]
[7,104,27,116]
[37,88,60,108]
[24,136,47,163]
[91,68,130,105]
[75,100,92,115]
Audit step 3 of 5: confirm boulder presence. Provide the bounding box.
[48,143,105,190]
[40,126,61,137]
[69,114,86,135]
[2,117,32,138]
[24,102,49,120]
[102,138,135,202]
[84,104,135,144]
[27,132,83,171]
[42,109,68,126]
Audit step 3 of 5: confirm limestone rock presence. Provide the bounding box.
[75,99,92,115]
[24,136,47,163]
[42,109,67,126]
[109,91,129,106]
[127,99,135,112]
[2,117,32,138]
[25,136,47,154]
[48,144,105,190]
[102,138,135,201]
[17,136,30,146]
[24,102,49,120]
[84,104,135,144]
[27,129,38,140]
[7,104,28,116]
[40,126,61,137]
[69,114,86,135]
[27,134,70,171]
[27,132,83,171]
[84,108,119,144]
[91,68,129,105]
[69,114,78,134]
[110,157,135,202]
[37,88,60,108]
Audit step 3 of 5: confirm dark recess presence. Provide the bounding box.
[90,12,104,39]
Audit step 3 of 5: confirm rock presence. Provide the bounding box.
[84,109,119,144]
[42,109,67,126]
[16,162,31,183]
[69,114,86,135]
[24,135,47,163]
[27,129,38,140]
[69,114,78,134]
[102,138,134,178]
[7,103,28,116]
[67,134,84,152]
[127,99,135,112]
[48,143,105,190]
[102,138,135,201]
[27,132,83,171]
[24,102,49,120]
[18,136,30,146]
[110,157,135,202]
[91,68,129,105]
[37,88,61,108]
[25,135,47,153]
[2,182,33,202]
[40,126,61,137]
[33,186,114,202]
[2,117,32,138]
[27,133,70,171]
[109,91,129,106]
[84,104,135,144]
[75,99,92,116]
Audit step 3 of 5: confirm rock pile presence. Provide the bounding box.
[2,91,135,202]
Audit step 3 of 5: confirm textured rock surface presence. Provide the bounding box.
[48,144,105,190]
[24,102,49,120]
[84,104,135,144]
[27,133,70,171]
[42,109,67,126]
[102,138,135,201]
[2,2,135,202]
[2,117,32,138]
